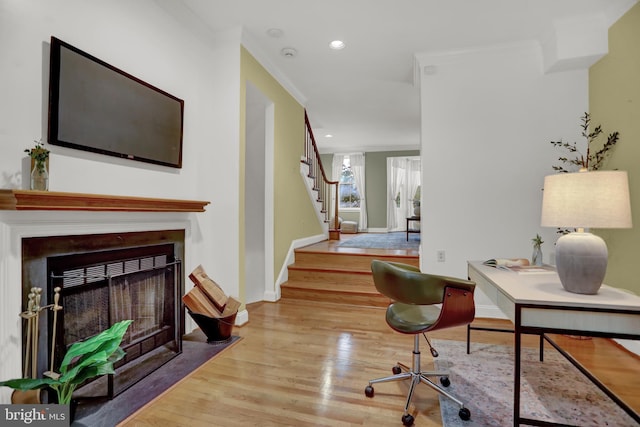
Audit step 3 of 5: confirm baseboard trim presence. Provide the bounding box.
[264,290,279,303]
[275,233,327,298]
[614,339,640,356]
[366,228,388,233]
[235,309,249,326]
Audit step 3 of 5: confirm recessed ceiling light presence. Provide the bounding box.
[329,40,345,50]
[325,134,333,138]
[266,28,284,38]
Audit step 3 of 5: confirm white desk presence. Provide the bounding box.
[467,261,640,426]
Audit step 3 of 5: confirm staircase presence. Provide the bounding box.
[280,243,419,307]
[289,111,419,306]
[301,111,340,239]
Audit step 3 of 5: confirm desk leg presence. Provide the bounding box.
[406,218,409,241]
[514,314,522,426]
[539,334,544,362]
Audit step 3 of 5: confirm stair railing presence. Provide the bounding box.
[302,111,340,239]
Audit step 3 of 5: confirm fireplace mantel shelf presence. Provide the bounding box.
[0,189,210,212]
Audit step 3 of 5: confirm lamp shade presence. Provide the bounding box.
[541,170,632,229]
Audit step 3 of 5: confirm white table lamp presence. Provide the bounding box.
[541,170,632,294]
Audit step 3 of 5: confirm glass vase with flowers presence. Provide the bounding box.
[25,140,50,191]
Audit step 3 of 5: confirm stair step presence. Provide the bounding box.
[281,280,391,307]
[287,266,374,286]
[282,243,419,307]
[293,250,418,270]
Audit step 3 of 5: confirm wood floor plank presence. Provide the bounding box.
[120,300,640,426]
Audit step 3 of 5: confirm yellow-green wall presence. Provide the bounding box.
[590,2,640,294]
[239,47,323,301]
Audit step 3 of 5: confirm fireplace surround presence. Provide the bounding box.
[22,230,185,400]
[0,191,209,404]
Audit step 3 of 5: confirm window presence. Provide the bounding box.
[339,156,361,208]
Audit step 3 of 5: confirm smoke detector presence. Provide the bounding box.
[281,47,297,58]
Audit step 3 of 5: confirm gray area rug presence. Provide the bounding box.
[72,331,240,427]
[336,232,419,250]
[434,340,636,426]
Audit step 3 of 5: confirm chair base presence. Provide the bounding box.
[365,335,470,425]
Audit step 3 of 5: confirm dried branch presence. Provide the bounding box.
[550,113,620,173]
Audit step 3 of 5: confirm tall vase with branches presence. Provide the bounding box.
[550,112,619,173]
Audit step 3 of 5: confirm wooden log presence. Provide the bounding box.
[188,265,228,311]
[182,287,222,318]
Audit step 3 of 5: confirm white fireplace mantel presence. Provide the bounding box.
[0,191,209,403]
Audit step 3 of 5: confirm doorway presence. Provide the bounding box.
[387,156,421,232]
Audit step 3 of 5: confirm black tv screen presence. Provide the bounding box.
[48,37,184,168]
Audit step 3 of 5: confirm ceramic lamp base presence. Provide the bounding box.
[555,232,608,294]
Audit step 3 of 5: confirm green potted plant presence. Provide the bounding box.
[25,139,50,191]
[531,234,544,266]
[0,319,132,405]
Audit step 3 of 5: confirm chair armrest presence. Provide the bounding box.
[429,286,475,332]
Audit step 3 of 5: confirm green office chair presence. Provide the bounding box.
[365,260,476,425]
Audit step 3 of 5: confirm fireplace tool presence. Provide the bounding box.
[22,292,36,378]
[12,288,41,404]
[11,287,61,404]
[44,287,63,380]
[33,288,41,379]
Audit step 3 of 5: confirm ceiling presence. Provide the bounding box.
[164,0,635,153]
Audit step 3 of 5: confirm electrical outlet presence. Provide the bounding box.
[437,250,446,262]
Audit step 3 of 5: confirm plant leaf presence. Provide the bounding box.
[69,362,116,386]
[60,320,132,373]
[1,320,132,399]
[107,347,127,364]
[0,377,59,391]
[59,350,108,382]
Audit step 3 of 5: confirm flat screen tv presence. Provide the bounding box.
[48,36,184,168]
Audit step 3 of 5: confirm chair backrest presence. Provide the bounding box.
[371,260,475,306]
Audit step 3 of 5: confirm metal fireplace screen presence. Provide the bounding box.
[50,251,182,398]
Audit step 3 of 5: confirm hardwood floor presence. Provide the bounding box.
[120,299,640,426]
[119,235,639,426]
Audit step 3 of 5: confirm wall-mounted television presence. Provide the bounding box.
[48,36,184,168]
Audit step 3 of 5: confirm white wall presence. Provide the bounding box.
[0,0,242,292]
[416,42,588,317]
[0,0,244,398]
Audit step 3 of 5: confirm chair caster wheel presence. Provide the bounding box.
[440,376,450,387]
[459,407,471,420]
[392,365,402,374]
[364,385,374,398]
[401,414,414,426]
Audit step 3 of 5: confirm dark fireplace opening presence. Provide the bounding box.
[21,230,185,402]
[50,245,181,398]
